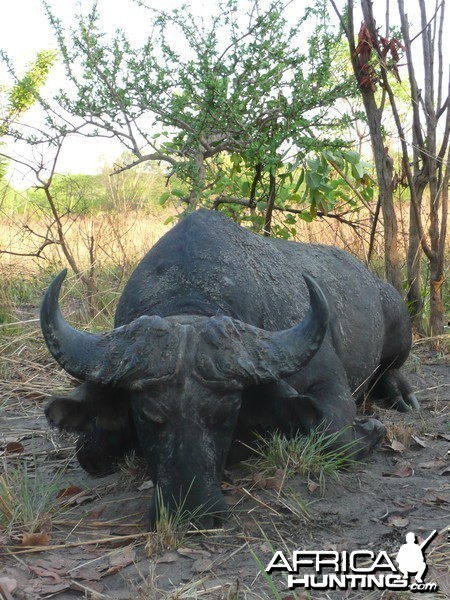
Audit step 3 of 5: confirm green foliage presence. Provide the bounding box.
[0,49,57,187]
[7,50,57,116]
[42,0,371,235]
[0,50,57,136]
[1,157,168,215]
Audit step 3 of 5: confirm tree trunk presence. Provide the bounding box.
[361,90,402,292]
[406,199,423,328]
[264,171,277,237]
[334,0,402,292]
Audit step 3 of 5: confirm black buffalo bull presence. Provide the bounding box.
[41,209,418,528]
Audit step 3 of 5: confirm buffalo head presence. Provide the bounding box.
[41,269,329,528]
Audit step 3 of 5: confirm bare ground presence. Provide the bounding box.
[0,331,449,599]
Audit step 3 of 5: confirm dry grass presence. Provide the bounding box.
[0,209,170,272]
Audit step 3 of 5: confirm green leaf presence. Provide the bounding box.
[351,162,365,180]
[292,169,305,193]
[159,191,170,204]
[306,171,322,190]
[285,213,296,225]
[241,181,250,195]
[299,211,313,222]
[342,150,361,165]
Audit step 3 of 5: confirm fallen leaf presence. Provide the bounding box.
[265,469,284,490]
[157,552,178,564]
[386,515,410,528]
[34,557,65,571]
[56,485,83,499]
[411,435,428,447]
[109,548,136,568]
[191,558,213,574]
[74,493,98,505]
[386,440,406,453]
[382,464,413,478]
[423,490,450,504]
[110,525,141,536]
[308,480,319,493]
[24,582,70,596]
[74,568,102,581]
[22,532,50,546]
[0,578,17,593]
[251,469,284,490]
[418,459,447,469]
[56,487,97,506]
[4,441,24,454]
[28,565,63,582]
[102,548,137,576]
[436,433,450,442]
[252,472,268,488]
[137,479,154,491]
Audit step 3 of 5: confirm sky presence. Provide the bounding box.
[0,0,438,187]
[1,0,167,185]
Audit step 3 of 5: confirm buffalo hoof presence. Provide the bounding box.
[353,417,385,458]
[368,369,420,413]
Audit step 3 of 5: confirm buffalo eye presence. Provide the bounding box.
[205,406,231,428]
[137,406,166,430]
[204,397,240,428]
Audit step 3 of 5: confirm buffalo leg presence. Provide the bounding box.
[369,369,419,412]
[295,374,385,459]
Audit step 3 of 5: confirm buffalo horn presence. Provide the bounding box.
[263,274,329,378]
[40,269,108,381]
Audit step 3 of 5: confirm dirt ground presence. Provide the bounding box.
[0,338,449,599]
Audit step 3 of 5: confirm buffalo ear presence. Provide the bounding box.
[266,382,323,435]
[276,394,323,435]
[45,383,130,432]
[243,380,323,436]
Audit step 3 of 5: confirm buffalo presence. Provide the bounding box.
[41,209,418,528]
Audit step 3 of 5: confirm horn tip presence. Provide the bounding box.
[302,273,330,325]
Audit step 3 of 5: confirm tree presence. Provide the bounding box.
[330,0,404,292]
[331,0,448,335]
[43,0,373,235]
[0,50,56,186]
[395,0,449,336]
[0,50,57,135]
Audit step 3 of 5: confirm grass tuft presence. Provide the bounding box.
[249,427,360,492]
[144,487,193,556]
[0,451,71,535]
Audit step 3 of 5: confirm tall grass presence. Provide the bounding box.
[0,202,448,333]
